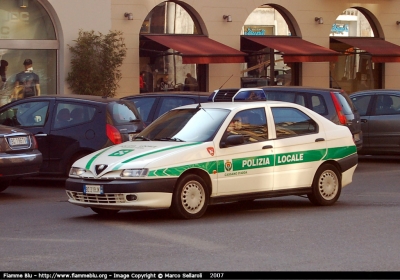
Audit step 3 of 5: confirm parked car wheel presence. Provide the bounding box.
[308,164,341,206]
[170,174,209,219]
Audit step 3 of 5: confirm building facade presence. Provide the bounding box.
[1,0,400,105]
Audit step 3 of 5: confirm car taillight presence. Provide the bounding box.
[330,92,347,125]
[31,135,38,149]
[106,124,122,144]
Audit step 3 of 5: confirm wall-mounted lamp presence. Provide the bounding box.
[124,13,133,20]
[315,17,324,24]
[19,0,29,8]
[396,21,400,25]
[223,15,232,22]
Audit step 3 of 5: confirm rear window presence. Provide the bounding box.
[333,92,354,115]
[109,101,141,125]
[131,97,157,123]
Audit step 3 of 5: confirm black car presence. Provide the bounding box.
[0,95,144,176]
[0,125,42,192]
[350,89,400,155]
[122,91,210,126]
[209,86,363,150]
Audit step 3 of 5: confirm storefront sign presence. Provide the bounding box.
[244,25,274,36]
[331,24,349,35]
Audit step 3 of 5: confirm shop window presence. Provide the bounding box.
[0,0,58,105]
[139,2,202,93]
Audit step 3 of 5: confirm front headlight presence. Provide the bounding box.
[121,168,149,178]
[69,167,86,177]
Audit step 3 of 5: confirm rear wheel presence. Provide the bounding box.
[90,207,120,216]
[308,164,341,206]
[170,174,209,219]
[0,181,10,192]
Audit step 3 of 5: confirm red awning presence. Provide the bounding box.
[331,37,400,63]
[241,36,339,63]
[142,35,246,64]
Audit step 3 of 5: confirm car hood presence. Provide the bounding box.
[72,141,209,178]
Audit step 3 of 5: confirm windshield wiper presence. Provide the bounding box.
[154,137,185,142]
[129,119,142,122]
[134,136,151,141]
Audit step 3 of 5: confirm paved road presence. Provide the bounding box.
[1,156,399,272]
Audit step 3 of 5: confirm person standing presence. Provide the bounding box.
[13,59,41,100]
[139,71,147,93]
[184,73,198,91]
[0,60,8,90]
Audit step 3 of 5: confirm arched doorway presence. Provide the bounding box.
[138,1,246,93]
[240,4,338,88]
[0,0,59,105]
[329,7,397,93]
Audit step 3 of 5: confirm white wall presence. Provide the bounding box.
[48,0,112,95]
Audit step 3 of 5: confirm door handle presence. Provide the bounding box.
[262,145,273,149]
[361,119,368,123]
[35,133,47,137]
[315,138,325,142]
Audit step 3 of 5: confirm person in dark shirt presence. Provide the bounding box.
[13,59,41,99]
[0,60,8,90]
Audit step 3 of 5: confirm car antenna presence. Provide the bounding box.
[219,74,233,89]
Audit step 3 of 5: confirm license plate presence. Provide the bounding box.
[8,136,28,146]
[83,185,103,194]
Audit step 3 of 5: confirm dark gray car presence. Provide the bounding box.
[209,86,363,150]
[350,89,400,155]
[0,125,42,192]
[123,91,210,126]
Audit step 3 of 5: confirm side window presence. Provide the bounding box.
[158,97,194,117]
[235,90,266,101]
[351,95,372,116]
[132,97,157,123]
[295,94,306,107]
[221,108,268,147]
[272,107,318,138]
[311,95,328,115]
[54,102,96,129]
[0,101,49,127]
[374,95,400,115]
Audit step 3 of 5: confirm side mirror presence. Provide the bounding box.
[226,134,244,146]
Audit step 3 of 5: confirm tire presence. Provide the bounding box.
[90,207,120,216]
[170,174,209,219]
[0,181,10,193]
[308,164,341,206]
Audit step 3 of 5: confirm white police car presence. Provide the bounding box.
[66,101,358,219]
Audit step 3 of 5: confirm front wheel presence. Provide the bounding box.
[308,164,341,206]
[170,174,209,219]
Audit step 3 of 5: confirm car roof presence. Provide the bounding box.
[176,100,298,110]
[20,94,125,104]
[352,89,400,95]
[124,91,211,98]
[260,86,343,93]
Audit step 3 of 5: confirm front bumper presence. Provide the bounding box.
[65,177,177,210]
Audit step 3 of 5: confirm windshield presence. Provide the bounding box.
[135,108,230,142]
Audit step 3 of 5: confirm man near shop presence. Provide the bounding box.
[13,59,41,100]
